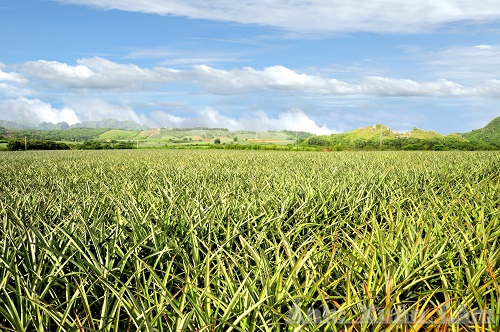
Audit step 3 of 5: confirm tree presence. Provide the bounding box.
[233,137,238,142]
[214,138,221,144]
[6,140,23,151]
[305,136,330,146]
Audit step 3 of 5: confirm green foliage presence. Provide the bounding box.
[6,139,71,151]
[463,116,500,147]
[305,135,331,146]
[281,130,314,140]
[76,140,135,150]
[303,117,500,151]
[9,128,108,141]
[98,129,140,140]
[213,138,221,144]
[0,150,499,331]
[304,127,499,151]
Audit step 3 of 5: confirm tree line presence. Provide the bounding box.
[6,139,136,151]
[303,136,498,150]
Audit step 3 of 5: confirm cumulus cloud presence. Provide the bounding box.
[147,107,333,134]
[240,108,332,134]
[0,97,80,125]
[56,0,500,34]
[185,65,353,95]
[13,57,500,97]
[17,57,177,89]
[63,99,148,123]
[0,94,332,134]
[0,62,27,84]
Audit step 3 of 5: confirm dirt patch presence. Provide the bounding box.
[146,131,161,139]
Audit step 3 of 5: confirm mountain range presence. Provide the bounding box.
[0,118,149,131]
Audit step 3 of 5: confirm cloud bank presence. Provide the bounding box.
[14,57,500,98]
[155,108,333,134]
[0,97,333,134]
[56,0,500,33]
[18,57,177,89]
[0,97,80,125]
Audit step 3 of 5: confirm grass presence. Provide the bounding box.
[98,130,141,141]
[0,150,499,331]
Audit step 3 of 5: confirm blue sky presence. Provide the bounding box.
[1,0,500,134]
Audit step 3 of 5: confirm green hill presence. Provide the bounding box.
[98,129,141,140]
[38,122,70,130]
[0,120,35,130]
[304,123,492,150]
[463,117,500,147]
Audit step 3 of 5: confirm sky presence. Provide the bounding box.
[1,1,500,134]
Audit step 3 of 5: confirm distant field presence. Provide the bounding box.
[98,129,140,140]
[0,150,499,330]
[90,128,296,147]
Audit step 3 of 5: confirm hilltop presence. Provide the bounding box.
[303,117,500,150]
[463,117,500,147]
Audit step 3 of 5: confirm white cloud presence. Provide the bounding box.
[17,57,177,89]
[186,65,353,95]
[56,99,333,134]
[474,45,493,50]
[0,62,27,84]
[126,47,244,67]
[0,97,80,125]
[147,111,185,126]
[56,0,500,34]
[359,76,480,97]
[429,45,500,84]
[0,83,31,97]
[152,107,333,134]
[241,109,332,134]
[11,57,500,98]
[63,99,146,123]
[184,65,500,97]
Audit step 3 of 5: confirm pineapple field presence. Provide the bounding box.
[0,150,499,331]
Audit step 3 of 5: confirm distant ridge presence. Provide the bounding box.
[70,119,149,131]
[0,118,149,131]
[0,119,36,130]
